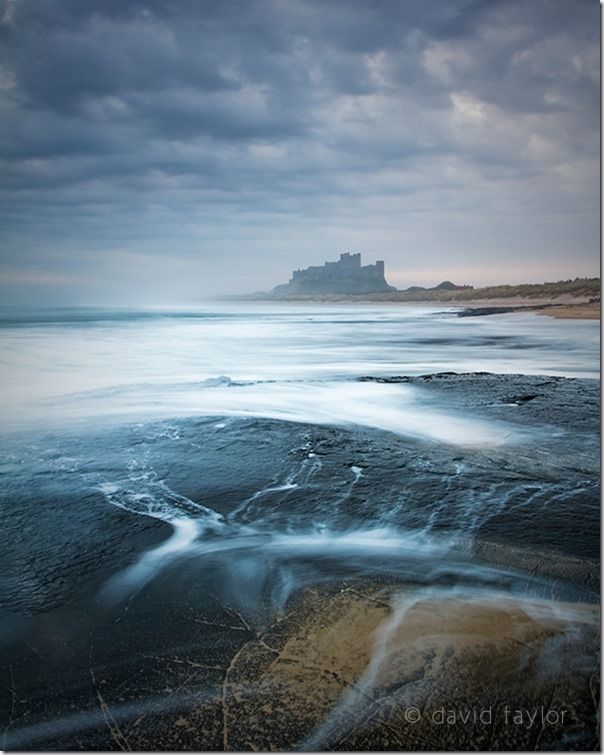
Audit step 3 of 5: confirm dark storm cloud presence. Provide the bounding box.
[0,0,599,303]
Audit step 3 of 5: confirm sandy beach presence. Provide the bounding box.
[457,300,600,320]
[536,303,600,320]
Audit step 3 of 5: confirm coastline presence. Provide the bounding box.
[535,302,600,319]
[225,296,601,320]
[457,300,600,319]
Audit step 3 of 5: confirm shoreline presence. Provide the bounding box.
[457,301,600,319]
[535,302,600,319]
[218,294,600,320]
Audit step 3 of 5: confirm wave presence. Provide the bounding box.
[97,467,585,618]
[46,379,526,447]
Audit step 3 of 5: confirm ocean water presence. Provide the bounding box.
[0,302,599,577]
[0,303,598,432]
[0,304,599,749]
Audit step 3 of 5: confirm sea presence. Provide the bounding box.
[0,303,598,431]
[0,303,599,749]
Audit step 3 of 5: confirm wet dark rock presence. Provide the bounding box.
[0,373,599,750]
[456,305,553,317]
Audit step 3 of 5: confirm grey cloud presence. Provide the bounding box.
[0,0,599,303]
[3,15,237,114]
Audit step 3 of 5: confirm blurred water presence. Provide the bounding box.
[0,304,599,749]
[0,303,598,434]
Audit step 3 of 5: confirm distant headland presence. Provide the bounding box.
[221,253,599,319]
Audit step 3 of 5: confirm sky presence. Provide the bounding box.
[0,0,600,305]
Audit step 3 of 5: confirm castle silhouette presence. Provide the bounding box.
[272,253,396,295]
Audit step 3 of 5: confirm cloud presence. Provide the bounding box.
[0,0,599,304]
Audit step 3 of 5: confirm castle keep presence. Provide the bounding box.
[273,253,396,295]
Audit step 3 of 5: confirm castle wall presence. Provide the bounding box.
[281,253,394,294]
[290,253,373,283]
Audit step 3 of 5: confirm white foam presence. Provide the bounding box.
[350,465,363,481]
[99,517,201,604]
[0,303,598,432]
[23,378,522,447]
[266,527,446,555]
[165,380,523,447]
[98,476,227,602]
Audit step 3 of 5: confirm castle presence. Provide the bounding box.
[272,253,396,295]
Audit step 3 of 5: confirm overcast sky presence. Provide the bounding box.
[0,0,600,305]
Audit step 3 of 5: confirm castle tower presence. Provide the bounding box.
[274,253,396,294]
